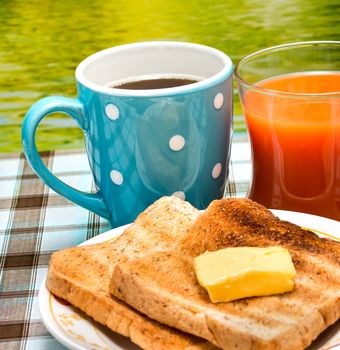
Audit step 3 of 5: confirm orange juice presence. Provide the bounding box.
[243,72,340,220]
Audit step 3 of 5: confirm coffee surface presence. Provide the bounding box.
[111,76,199,90]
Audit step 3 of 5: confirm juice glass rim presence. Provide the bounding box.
[234,41,340,99]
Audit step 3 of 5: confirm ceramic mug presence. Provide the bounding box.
[22,41,233,227]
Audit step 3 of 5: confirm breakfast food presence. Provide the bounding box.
[193,246,297,303]
[46,197,217,350]
[110,198,340,350]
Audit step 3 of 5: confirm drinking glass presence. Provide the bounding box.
[235,41,340,220]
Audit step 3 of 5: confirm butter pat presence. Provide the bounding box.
[194,246,296,303]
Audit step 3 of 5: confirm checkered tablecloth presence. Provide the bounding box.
[0,137,251,350]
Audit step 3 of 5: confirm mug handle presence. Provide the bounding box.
[22,96,110,220]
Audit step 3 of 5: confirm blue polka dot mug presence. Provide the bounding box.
[22,42,233,227]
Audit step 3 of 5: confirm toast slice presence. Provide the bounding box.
[110,198,340,350]
[46,196,217,350]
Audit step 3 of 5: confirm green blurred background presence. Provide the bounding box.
[0,0,339,152]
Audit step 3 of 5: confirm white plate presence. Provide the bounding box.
[39,211,340,350]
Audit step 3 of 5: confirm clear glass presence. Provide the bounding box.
[235,41,340,220]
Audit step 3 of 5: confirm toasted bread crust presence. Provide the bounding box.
[47,247,216,350]
[110,198,340,350]
[46,197,217,350]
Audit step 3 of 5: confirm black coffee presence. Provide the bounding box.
[110,76,199,90]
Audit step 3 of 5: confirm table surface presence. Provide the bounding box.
[0,139,251,350]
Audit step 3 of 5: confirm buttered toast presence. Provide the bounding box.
[110,198,340,350]
[46,197,217,350]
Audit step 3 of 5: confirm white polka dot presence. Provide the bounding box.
[212,163,222,179]
[169,135,185,151]
[214,93,224,109]
[110,170,124,185]
[105,104,119,120]
[172,191,186,200]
